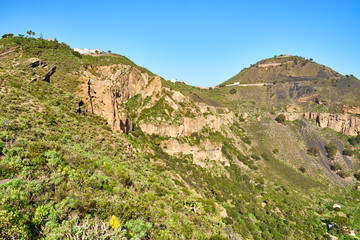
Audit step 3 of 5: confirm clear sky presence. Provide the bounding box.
[1,0,359,87]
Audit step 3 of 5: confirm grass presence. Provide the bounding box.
[0,35,359,239]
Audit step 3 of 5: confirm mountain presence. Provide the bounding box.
[0,35,359,239]
[222,54,343,86]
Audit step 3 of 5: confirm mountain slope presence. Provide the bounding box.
[0,36,360,239]
[221,55,342,86]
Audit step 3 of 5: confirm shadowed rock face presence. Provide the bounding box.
[78,64,162,132]
[26,58,57,83]
[305,112,360,136]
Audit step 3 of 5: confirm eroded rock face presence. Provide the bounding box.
[161,139,229,167]
[305,112,360,136]
[139,112,233,138]
[26,58,57,83]
[78,64,162,132]
[342,105,360,115]
[84,64,161,103]
[78,63,233,136]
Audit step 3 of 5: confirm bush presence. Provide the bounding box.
[348,134,360,146]
[307,146,319,156]
[299,167,306,173]
[0,139,4,154]
[331,162,342,171]
[0,210,29,239]
[325,142,337,160]
[275,114,286,123]
[241,136,252,145]
[261,152,273,161]
[2,33,14,39]
[354,171,360,180]
[337,170,349,178]
[343,149,354,156]
[125,219,152,239]
[229,88,237,94]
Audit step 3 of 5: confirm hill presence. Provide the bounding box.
[221,54,343,86]
[0,35,360,239]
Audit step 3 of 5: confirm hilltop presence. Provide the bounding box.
[0,35,360,239]
[221,54,343,86]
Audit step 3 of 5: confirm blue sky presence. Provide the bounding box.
[1,0,359,87]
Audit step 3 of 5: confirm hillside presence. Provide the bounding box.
[0,35,360,239]
[221,54,343,86]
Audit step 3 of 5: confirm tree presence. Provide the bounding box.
[230,88,237,94]
[107,50,112,54]
[26,30,35,37]
[307,146,319,156]
[325,142,337,160]
[342,149,354,156]
[275,114,286,123]
[2,33,13,39]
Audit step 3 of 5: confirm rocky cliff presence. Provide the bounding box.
[161,139,229,168]
[78,64,162,132]
[305,112,360,136]
[139,112,233,138]
[78,64,234,136]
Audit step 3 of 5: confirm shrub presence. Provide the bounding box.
[71,50,82,58]
[0,139,4,154]
[354,171,360,180]
[307,146,319,156]
[299,167,306,173]
[43,216,127,239]
[2,33,14,39]
[275,114,286,123]
[348,135,360,146]
[325,142,337,160]
[241,136,252,145]
[230,88,237,94]
[343,149,354,156]
[125,219,152,239]
[0,210,29,239]
[337,170,349,178]
[261,152,273,161]
[331,162,342,171]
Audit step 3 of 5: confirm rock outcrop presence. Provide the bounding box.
[78,64,162,132]
[342,105,360,115]
[305,112,360,136]
[78,63,233,136]
[161,139,229,167]
[26,58,57,83]
[139,112,233,138]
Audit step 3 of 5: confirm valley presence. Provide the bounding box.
[0,35,359,239]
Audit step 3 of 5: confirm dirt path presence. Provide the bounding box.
[226,83,273,87]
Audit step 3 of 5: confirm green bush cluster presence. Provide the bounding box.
[325,142,337,160]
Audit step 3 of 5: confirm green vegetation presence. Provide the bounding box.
[0,35,359,239]
[325,142,337,160]
[308,146,320,157]
[348,134,360,146]
[275,114,286,123]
